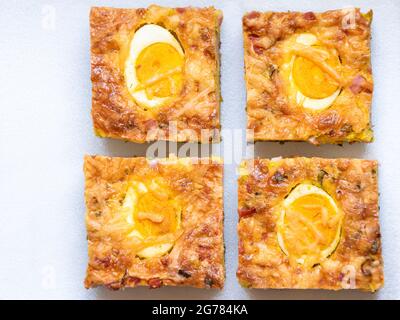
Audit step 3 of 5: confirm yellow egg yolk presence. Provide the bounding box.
[292,47,341,99]
[129,179,180,240]
[135,42,184,100]
[280,192,342,266]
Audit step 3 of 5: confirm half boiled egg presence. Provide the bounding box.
[282,33,342,111]
[125,24,185,109]
[277,183,343,267]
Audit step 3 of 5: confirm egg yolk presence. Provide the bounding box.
[292,48,340,99]
[280,192,341,266]
[135,42,184,100]
[132,181,180,239]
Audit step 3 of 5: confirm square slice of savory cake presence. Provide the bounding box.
[90,5,222,143]
[243,9,373,144]
[84,155,224,289]
[237,158,383,291]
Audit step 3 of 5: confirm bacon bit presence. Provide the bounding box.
[238,241,245,255]
[246,183,254,194]
[105,282,121,291]
[336,30,346,41]
[199,247,211,261]
[246,11,260,20]
[239,207,257,218]
[204,47,215,60]
[199,224,212,237]
[304,11,317,20]
[253,44,265,55]
[361,259,373,277]
[94,257,112,268]
[144,119,158,130]
[102,39,120,51]
[179,21,186,30]
[176,7,186,13]
[349,75,372,94]
[148,278,163,289]
[123,276,140,286]
[160,256,169,267]
[136,8,145,16]
[252,164,267,181]
[248,33,259,40]
[200,27,210,42]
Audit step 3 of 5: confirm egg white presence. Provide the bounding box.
[296,87,341,110]
[125,24,184,109]
[277,183,342,263]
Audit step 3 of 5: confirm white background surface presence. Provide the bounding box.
[0,0,399,300]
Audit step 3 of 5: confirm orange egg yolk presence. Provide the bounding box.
[282,193,341,265]
[133,182,180,238]
[292,48,340,99]
[135,42,184,100]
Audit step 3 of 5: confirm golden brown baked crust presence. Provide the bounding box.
[90,5,222,143]
[243,9,373,144]
[237,157,383,291]
[84,155,224,289]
